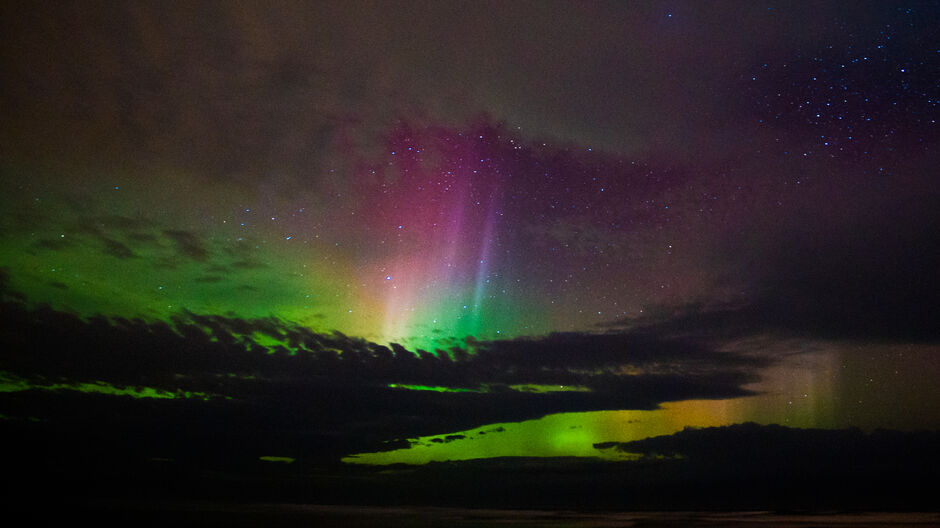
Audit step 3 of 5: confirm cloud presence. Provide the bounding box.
[750,207,940,342]
[100,238,137,259]
[162,230,209,262]
[429,435,466,444]
[2,0,890,179]
[34,238,72,251]
[231,259,266,270]
[607,195,940,345]
[595,422,940,471]
[127,232,158,243]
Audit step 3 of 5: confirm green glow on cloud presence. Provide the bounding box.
[386,383,592,394]
[507,384,592,393]
[0,372,217,400]
[259,456,295,463]
[387,384,479,393]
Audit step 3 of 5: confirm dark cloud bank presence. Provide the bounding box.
[613,196,940,345]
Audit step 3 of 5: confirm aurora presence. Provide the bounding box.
[1,0,938,516]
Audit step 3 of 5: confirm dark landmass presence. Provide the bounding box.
[6,421,939,517]
[21,504,940,528]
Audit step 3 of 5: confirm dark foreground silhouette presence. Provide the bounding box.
[7,422,940,517]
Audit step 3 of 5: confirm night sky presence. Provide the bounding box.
[1,0,939,509]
